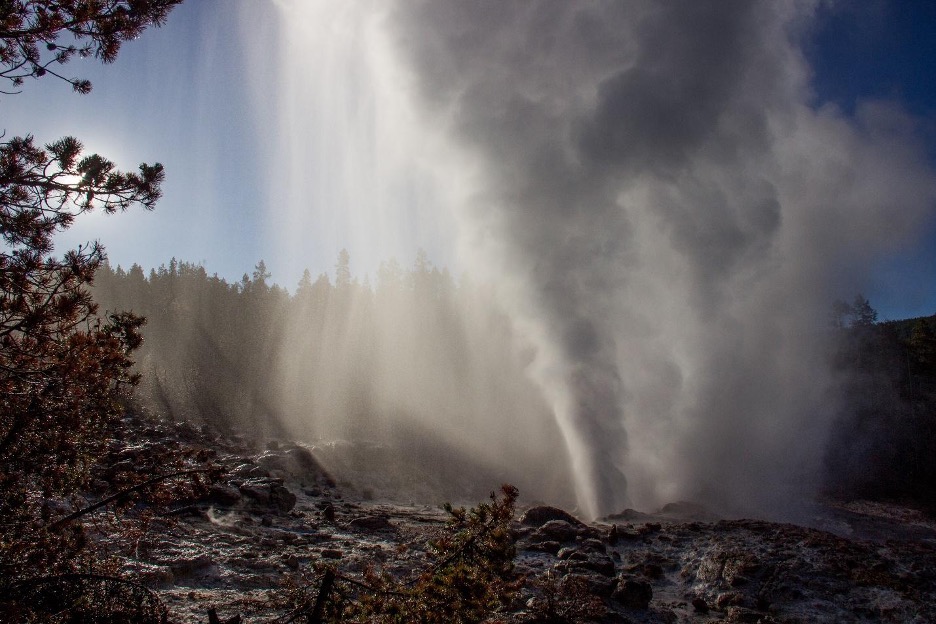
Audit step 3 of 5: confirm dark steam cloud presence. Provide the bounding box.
[382,1,936,517]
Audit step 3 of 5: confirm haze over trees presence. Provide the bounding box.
[92,249,936,512]
[92,251,572,501]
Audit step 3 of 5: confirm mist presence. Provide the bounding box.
[135,1,936,519]
[93,256,577,507]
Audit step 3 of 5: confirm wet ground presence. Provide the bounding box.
[104,420,936,623]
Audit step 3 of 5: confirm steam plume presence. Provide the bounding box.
[265,1,936,518]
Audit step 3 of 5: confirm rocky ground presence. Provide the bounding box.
[96,417,936,623]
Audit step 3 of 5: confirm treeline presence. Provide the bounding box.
[95,256,293,436]
[93,251,570,499]
[95,256,936,509]
[825,295,936,509]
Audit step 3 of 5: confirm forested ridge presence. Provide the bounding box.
[825,298,936,508]
[91,252,571,500]
[91,251,537,438]
[93,256,936,512]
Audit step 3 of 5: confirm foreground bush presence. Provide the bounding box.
[283,484,521,623]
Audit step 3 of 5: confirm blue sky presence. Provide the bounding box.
[1,3,274,281]
[2,0,934,320]
[807,0,936,319]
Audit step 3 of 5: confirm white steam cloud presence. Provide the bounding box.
[262,1,936,518]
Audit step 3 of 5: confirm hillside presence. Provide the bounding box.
[14,411,936,623]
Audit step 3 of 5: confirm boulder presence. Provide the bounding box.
[558,573,617,598]
[285,445,322,471]
[557,547,586,561]
[269,484,297,513]
[692,597,710,614]
[255,446,335,484]
[583,555,617,577]
[613,578,652,609]
[520,505,585,527]
[533,520,581,543]
[239,482,270,505]
[577,537,607,552]
[238,480,296,513]
[608,524,642,543]
[206,483,242,506]
[256,452,290,474]
[716,591,744,608]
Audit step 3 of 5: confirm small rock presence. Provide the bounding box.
[692,597,710,614]
[321,549,343,559]
[239,483,270,505]
[270,484,297,513]
[612,578,652,609]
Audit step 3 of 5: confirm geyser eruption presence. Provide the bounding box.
[258,1,936,518]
